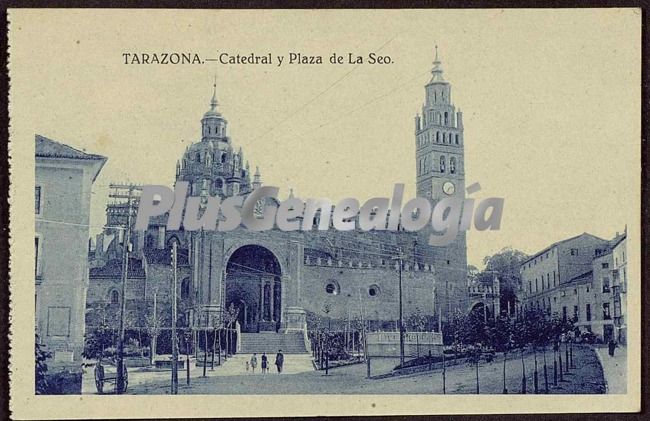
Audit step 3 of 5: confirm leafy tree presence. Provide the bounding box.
[490,315,515,393]
[406,306,428,332]
[477,248,528,316]
[83,317,113,360]
[512,313,530,393]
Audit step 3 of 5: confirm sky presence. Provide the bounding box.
[10,9,641,268]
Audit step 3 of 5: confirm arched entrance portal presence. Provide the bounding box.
[469,302,492,323]
[225,245,282,333]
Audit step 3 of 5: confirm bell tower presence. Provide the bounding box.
[415,46,465,202]
[414,46,468,318]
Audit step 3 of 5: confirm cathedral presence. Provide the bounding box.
[87,50,469,340]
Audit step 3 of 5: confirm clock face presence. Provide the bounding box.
[442,181,456,196]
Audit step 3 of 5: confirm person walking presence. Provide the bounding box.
[250,353,258,373]
[261,352,268,374]
[275,349,284,373]
[608,339,617,357]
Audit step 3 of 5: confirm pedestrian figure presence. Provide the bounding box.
[608,339,617,357]
[275,350,284,373]
[250,353,258,373]
[261,352,268,374]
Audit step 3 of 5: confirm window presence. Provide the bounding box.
[586,304,591,321]
[528,281,532,294]
[455,134,459,144]
[111,290,119,304]
[553,271,557,286]
[535,278,538,292]
[573,305,579,321]
[570,248,579,256]
[181,278,190,300]
[35,186,41,214]
[450,157,457,174]
[603,302,611,320]
[602,277,610,293]
[444,112,449,125]
[368,285,380,297]
[436,132,440,143]
[562,306,567,322]
[325,281,340,295]
[440,156,446,173]
[35,237,41,277]
[602,262,609,269]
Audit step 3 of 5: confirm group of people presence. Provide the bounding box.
[246,350,284,374]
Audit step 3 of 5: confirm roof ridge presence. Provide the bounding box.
[35,134,105,160]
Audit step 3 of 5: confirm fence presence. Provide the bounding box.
[366,331,443,358]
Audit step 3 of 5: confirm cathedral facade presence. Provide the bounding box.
[87,51,469,336]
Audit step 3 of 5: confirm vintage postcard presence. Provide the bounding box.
[8,8,641,418]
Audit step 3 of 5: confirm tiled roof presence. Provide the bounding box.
[610,233,626,249]
[89,258,145,278]
[521,232,607,265]
[36,134,105,160]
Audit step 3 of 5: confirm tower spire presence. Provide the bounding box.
[431,45,445,83]
[210,75,218,111]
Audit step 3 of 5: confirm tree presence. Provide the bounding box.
[35,335,51,394]
[144,298,165,365]
[512,313,530,394]
[406,306,428,332]
[490,314,515,394]
[477,248,528,316]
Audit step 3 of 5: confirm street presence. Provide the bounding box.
[83,346,606,395]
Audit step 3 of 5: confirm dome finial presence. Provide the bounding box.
[210,75,218,110]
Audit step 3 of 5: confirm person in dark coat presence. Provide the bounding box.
[608,339,617,357]
[261,352,268,374]
[275,350,284,373]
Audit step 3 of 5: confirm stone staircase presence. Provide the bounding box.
[239,332,309,354]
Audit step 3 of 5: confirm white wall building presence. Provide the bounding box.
[35,134,106,392]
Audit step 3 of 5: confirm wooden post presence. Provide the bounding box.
[366,355,371,379]
[442,351,446,394]
[114,186,134,395]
